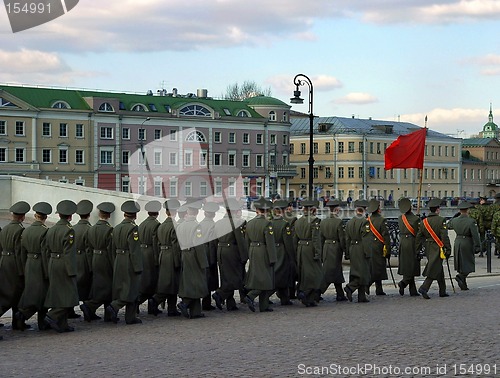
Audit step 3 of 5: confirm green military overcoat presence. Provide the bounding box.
[397,212,421,277]
[87,219,114,303]
[199,216,219,291]
[156,217,181,295]
[73,219,92,301]
[0,221,25,311]
[447,215,480,275]
[138,216,160,297]
[345,215,371,286]
[367,213,390,281]
[271,216,295,289]
[320,214,346,285]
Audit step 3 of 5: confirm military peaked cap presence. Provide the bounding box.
[253,197,273,210]
[203,202,219,213]
[10,201,30,214]
[145,200,162,212]
[56,200,77,216]
[427,198,442,208]
[301,199,319,208]
[367,199,380,213]
[398,198,412,214]
[164,199,180,211]
[97,202,115,214]
[121,200,140,213]
[76,200,93,215]
[325,199,340,207]
[353,199,369,208]
[273,199,289,209]
[33,202,52,216]
[458,201,473,210]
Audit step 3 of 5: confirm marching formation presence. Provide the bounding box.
[0,194,482,339]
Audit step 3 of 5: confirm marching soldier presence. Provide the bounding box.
[71,199,94,318]
[80,202,115,322]
[177,205,188,224]
[15,202,52,331]
[176,200,209,319]
[319,199,347,301]
[44,200,79,333]
[148,199,182,317]
[199,202,220,311]
[0,201,30,330]
[138,200,162,313]
[366,199,391,296]
[283,200,298,299]
[212,198,248,311]
[416,198,452,299]
[294,199,323,307]
[468,200,483,257]
[447,202,481,290]
[491,205,500,259]
[396,198,421,296]
[344,200,371,303]
[477,196,495,256]
[105,201,143,325]
[244,197,277,312]
[270,200,295,306]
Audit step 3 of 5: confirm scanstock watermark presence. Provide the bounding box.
[4,0,78,33]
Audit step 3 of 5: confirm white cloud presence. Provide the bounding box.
[334,92,378,105]
[267,74,342,97]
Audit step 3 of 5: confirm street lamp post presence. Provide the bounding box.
[290,74,315,200]
[139,117,151,195]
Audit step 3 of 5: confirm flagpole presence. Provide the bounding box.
[416,116,428,216]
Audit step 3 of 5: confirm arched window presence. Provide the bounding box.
[237,110,250,117]
[52,101,70,109]
[98,102,114,112]
[269,111,276,121]
[132,104,147,112]
[185,130,207,142]
[282,111,288,122]
[179,104,211,117]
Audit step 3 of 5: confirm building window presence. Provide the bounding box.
[169,180,178,197]
[154,129,162,140]
[75,124,84,138]
[338,167,344,179]
[256,134,263,144]
[15,121,25,136]
[282,112,289,122]
[154,180,162,196]
[200,150,207,167]
[42,149,51,163]
[451,169,455,180]
[0,120,6,135]
[184,150,192,166]
[132,104,147,112]
[438,146,442,156]
[228,152,236,166]
[228,179,236,197]
[243,133,249,144]
[75,150,84,164]
[348,167,354,178]
[100,148,114,164]
[359,167,364,178]
[313,168,318,179]
[214,180,223,197]
[229,132,236,144]
[270,134,277,145]
[348,142,355,153]
[122,178,130,193]
[237,110,249,117]
[42,122,51,137]
[282,134,288,145]
[256,181,263,196]
[185,130,206,142]
[155,151,162,166]
[313,143,318,154]
[169,129,177,141]
[301,168,306,179]
[268,111,276,121]
[338,142,344,153]
[214,131,221,143]
[242,153,250,167]
[214,153,222,166]
[325,142,331,154]
[359,142,364,153]
[431,145,435,156]
[14,148,24,162]
[58,148,68,164]
[138,177,146,195]
[169,152,177,165]
[370,142,374,154]
[200,181,208,197]
[122,151,130,165]
[290,144,294,154]
[59,123,68,137]
[243,181,250,196]
[300,143,306,154]
[463,169,467,180]
[138,129,146,140]
[451,146,455,157]
[184,181,192,197]
[256,154,263,167]
[122,128,130,140]
[325,167,331,178]
[100,127,113,139]
[179,104,211,117]
[99,102,114,112]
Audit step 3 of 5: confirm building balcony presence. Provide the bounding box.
[268,164,297,178]
[487,179,500,186]
[0,162,41,176]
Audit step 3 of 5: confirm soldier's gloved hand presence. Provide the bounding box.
[383,246,390,258]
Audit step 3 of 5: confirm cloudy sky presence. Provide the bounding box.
[1,0,499,136]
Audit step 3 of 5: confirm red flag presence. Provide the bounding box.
[384,128,427,170]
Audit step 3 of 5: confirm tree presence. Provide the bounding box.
[223,80,272,101]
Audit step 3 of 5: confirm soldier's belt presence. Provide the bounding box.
[27,253,41,259]
[402,234,414,238]
[350,240,361,245]
[324,239,338,244]
[93,250,104,255]
[182,247,195,251]
[140,244,152,248]
[1,251,13,256]
[218,243,231,247]
[456,235,471,239]
[116,249,129,255]
[250,242,265,246]
[275,243,281,247]
[298,240,311,245]
[50,253,62,259]
[160,245,172,250]
[77,250,84,255]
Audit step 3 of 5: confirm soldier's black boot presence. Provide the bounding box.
[335,284,347,301]
[375,281,386,296]
[358,287,370,303]
[202,295,215,311]
[409,281,420,296]
[397,281,406,296]
[67,307,81,319]
[148,298,162,316]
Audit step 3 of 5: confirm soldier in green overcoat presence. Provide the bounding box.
[468,200,483,257]
[344,200,371,303]
[270,200,295,306]
[149,199,182,317]
[106,201,143,325]
[71,199,93,318]
[138,200,161,313]
[366,199,391,296]
[0,201,30,330]
[199,202,219,311]
[244,197,277,312]
[80,202,115,322]
[447,201,481,290]
[176,200,209,319]
[283,201,298,299]
[212,198,248,311]
[293,199,323,307]
[16,202,52,331]
[396,198,421,296]
[416,198,452,299]
[44,200,79,333]
[319,199,347,301]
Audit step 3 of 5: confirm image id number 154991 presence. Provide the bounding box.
[5,2,52,14]
[452,364,497,375]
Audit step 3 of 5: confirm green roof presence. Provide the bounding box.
[245,95,289,107]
